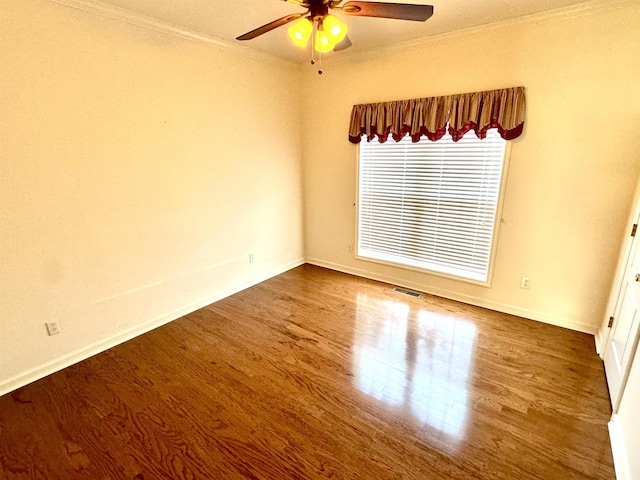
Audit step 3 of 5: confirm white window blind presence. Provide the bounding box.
[357,129,507,283]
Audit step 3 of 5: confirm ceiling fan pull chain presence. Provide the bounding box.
[310,21,316,66]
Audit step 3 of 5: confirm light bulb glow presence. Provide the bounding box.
[314,28,336,53]
[322,15,347,44]
[288,18,313,47]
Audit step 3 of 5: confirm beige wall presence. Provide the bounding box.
[301,2,640,334]
[2,0,639,396]
[0,0,304,393]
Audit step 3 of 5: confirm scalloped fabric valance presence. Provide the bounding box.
[348,86,526,144]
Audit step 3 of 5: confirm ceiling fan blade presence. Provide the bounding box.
[236,13,306,41]
[334,34,352,51]
[341,1,433,21]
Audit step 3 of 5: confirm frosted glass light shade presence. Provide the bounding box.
[322,15,347,44]
[315,29,335,52]
[288,18,313,47]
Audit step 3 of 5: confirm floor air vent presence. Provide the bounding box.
[393,287,422,298]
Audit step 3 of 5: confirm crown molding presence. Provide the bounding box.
[49,0,298,68]
[49,0,636,69]
[324,0,637,67]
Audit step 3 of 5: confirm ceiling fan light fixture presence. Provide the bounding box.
[237,0,435,64]
[288,18,313,47]
[322,15,347,44]
[314,28,336,53]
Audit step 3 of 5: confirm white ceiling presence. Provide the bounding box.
[90,0,596,63]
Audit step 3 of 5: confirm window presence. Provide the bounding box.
[356,129,509,285]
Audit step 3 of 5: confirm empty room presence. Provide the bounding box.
[1,0,639,478]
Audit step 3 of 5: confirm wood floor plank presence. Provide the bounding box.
[0,265,614,479]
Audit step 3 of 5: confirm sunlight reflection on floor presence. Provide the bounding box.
[353,293,477,441]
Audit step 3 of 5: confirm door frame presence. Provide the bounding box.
[599,176,640,412]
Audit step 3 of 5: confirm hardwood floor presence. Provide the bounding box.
[0,265,614,479]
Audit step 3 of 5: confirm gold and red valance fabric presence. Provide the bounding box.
[348,86,526,144]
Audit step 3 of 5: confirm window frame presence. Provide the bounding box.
[354,131,512,287]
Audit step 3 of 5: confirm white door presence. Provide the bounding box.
[604,220,640,409]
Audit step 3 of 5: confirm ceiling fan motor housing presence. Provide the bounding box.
[309,2,330,22]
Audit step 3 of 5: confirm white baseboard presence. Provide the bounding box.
[609,414,629,480]
[0,258,304,397]
[1,255,597,397]
[307,258,597,335]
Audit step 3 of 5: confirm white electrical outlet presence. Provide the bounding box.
[249,253,255,263]
[46,320,61,336]
[520,277,531,289]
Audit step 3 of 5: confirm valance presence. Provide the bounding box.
[348,86,526,144]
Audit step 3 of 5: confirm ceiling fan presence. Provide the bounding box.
[236,0,434,56]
